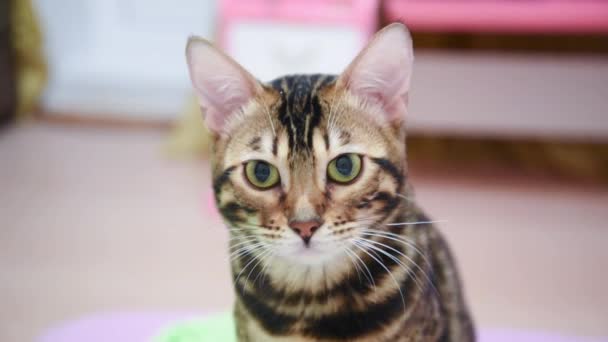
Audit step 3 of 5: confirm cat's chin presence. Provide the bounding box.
[277,242,346,266]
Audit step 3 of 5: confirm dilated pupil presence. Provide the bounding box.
[336,156,353,175]
[254,162,271,182]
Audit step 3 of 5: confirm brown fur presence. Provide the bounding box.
[208,76,474,341]
[188,23,475,342]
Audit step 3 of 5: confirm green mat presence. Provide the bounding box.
[155,312,237,342]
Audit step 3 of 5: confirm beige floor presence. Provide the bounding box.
[1,123,607,341]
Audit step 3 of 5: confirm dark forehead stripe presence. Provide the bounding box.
[269,74,336,153]
[339,130,351,145]
[248,136,261,151]
[272,136,278,155]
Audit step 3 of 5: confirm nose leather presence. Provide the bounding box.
[289,219,322,246]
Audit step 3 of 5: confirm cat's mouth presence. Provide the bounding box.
[295,244,322,255]
[278,237,347,265]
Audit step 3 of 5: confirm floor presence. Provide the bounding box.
[1,123,607,341]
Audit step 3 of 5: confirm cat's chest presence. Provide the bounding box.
[238,293,444,342]
[242,318,440,342]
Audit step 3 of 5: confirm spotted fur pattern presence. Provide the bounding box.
[208,74,475,342]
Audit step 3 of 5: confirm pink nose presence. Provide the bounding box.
[289,220,322,246]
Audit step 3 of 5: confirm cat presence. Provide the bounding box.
[185,23,475,342]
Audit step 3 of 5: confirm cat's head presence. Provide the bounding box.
[186,24,413,268]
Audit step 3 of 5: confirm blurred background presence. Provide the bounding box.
[1,0,607,341]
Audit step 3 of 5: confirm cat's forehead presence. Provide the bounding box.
[268,74,336,153]
[221,73,393,171]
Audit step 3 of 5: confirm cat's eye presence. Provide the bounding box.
[327,154,362,184]
[245,160,280,189]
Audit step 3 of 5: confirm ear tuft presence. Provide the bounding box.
[185,37,261,133]
[338,23,414,122]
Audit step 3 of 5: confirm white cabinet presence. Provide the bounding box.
[35,0,216,119]
[226,22,362,81]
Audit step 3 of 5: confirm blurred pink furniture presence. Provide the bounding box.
[218,0,379,47]
[217,0,380,81]
[38,311,608,342]
[384,0,608,33]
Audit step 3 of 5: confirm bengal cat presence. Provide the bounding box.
[185,23,475,342]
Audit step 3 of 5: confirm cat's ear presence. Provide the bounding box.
[186,37,262,133]
[337,23,414,123]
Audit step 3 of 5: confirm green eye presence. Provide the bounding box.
[327,154,362,184]
[245,160,280,189]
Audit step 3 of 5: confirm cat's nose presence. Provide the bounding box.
[288,219,322,246]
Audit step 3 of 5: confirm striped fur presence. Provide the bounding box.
[207,74,475,342]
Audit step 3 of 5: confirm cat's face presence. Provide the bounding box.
[187,24,413,270]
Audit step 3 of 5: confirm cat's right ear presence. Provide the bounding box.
[186,37,262,134]
[337,23,413,124]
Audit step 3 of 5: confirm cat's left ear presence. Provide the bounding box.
[337,23,414,123]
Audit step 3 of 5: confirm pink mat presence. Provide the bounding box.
[38,311,607,342]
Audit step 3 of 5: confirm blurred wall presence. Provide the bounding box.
[33,0,608,140]
[35,0,216,119]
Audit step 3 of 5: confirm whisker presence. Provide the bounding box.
[228,229,254,235]
[356,238,425,296]
[229,248,258,265]
[229,240,260,254]
[244,248,274,288]
[385,220,446,227]
[352,215,382,223]
[345,242,376,289]
[351,240,406,313]
[358,236,437,298]
[342,247,363,284]
[229,242,266,262]
[360,229,441,300]
[228,247,256,262]
[229,238,259,250]
[253,250,276,285]
[346,246,376,287]
[234,247,271,290]
[228,229,258,235]
[234,224,265,230]
[361,228,418,243]
[227,235,256,242]
[228,243,260,260]
[361,229,433,268]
